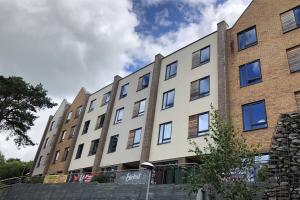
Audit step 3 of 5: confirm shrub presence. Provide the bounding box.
[91,175,110,183]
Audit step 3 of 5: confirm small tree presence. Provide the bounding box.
[186,108,258,200]
[0,151,5,165]
[0,76,57,147]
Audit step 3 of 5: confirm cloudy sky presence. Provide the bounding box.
[0,0,251,161]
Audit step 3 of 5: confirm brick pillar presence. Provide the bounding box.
[217,21,229,120]
[92,75,122,172]
[30,115,53,176]
[140,54,163,164]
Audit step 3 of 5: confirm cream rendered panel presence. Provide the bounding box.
[149,33,218,162]
[32,100,68,176]
[100,64,153,167]
[68,85,112,171]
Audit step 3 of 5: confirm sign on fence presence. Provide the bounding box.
[68,173,94,183]
[43,175,68,184]
[116,170,149,185]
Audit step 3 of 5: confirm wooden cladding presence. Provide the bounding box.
[281,10,297,33]
[190,80,199,101]
[287,45,300,73]
[192,51,201,69]
[127,130,135,149]
[188,114,198,138]
[132,101,140,118]
[296,91,300,112]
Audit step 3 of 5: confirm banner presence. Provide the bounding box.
[115,170,149,185]
[68,173,94,183]
[43,175,68,184]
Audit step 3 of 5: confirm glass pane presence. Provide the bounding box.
[199,78,209,95]
[252,102,267,128]
[134,129,141,144]
[200,47,210,63]
[295,8,300,26]
[139,100,145,114]
[142,74,149,87]
[245,28,257,46]
[159,126,164,144]
[170,63,177,76]
[242,105,251,131]
[238,33,245,50]
[118,109,123,121]
[162,93,168,109]
[247,61,261,82]
[240,66,247,87]
[198,113,209,132]
[166,90,175,107]
[164,123,172,140]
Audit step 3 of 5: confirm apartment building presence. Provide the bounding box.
[227,0,300,153]
[47,88,89,174]
[31,100,69,176]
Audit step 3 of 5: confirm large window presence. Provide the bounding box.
[190,76,210,101]
[137,73,150,91]
[238,26,257,50]
[114,108,124,124]
[101,91,111,106]
[75,144,84,159]
[108,135,119,153]
[62,147,70,161]
[132,99,146,118]
[82,120,90,134]
[53,151,60,163]
[197,112,209,135]
[120,83,129,99]
[192,46,210,68]
[95,114,105,130]
[162,89,175,110]
[66,111,72,123]
[281,6,300,33]
[127,128,142,149]
[165,61,177,80]
[88,99,96,112]
[240,60,262,87]
[89,139,99,156]
[158,122,172,144]
[242,100,268,131]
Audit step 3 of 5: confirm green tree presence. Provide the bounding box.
[0,76,57,147]
[186,108,258,200]
[0,159,32,179]
[0,151,5,165]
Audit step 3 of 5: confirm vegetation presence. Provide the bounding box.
[186,108,258,200]
[91,175,111,183]
[0,75,57,147]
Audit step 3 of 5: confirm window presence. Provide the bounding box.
[43,138,49,149]
[70,126,76,138]
[95,114,105,130]
[295,91,300,112]
[238,26,257,50]
[192,46,210,68]
[190,76,210,101]
[165,61,177,80]
[108,135,119,153]
[66,111,72,123]
[242,100,268,131]
[158,122,172,144]
[132,99,146,118]
[120,83,129,99]
[82,120,90,134]
[188,112,209,138]
[89,139,99,156]
[88,99,96,112]
[75,144,84,159]
[49,121,55,131]
[287,45,300,73]
[101,91,111,106]
[75,106,83,118]
[60,130,67,142]
[53,151,60,163]
[239,60,262,87]
[37,156,43,168]
[281,7,300,33]
[127,128,142,149]
[162,89,175,110]
[137,73,150,91]
[62,147,70,161]
[114,108,124,124]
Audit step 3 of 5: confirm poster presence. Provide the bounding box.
[43,175,68,184]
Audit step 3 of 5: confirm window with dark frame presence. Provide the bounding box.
[192,46,210,68]
[37,156,43,168]
[242,100,268,131]
[287,45,300,73]
[295,7,300,26]
[239,60,262,87]
[127,128,142,149]
[75,144,84,159]
[75,106,83,118]
[197,112,209,135]
[238,26,257,50]
[95,114,105,130]
[89,139,99,156]
[114,108,124,124]
[49,121,55,131]
[120,83,129,99]
[70,126,76,138]
[66,111,72,123]
[44,137,49,149]
[62,147,70,161]
[281,6,300,33]
[60,130,67,142]
[165,61,177,80]
[132,99,146,118]
[162,89,175,110]
[53,150,60,163]
[108,135,119,153]
[88,99,96,112]
[190,76,210,101]
[101,91,111,106]
[158,122,172,144]
[137,73,150,91]
[82,120,90,134]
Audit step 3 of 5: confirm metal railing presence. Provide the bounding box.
[0,176,27,189]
